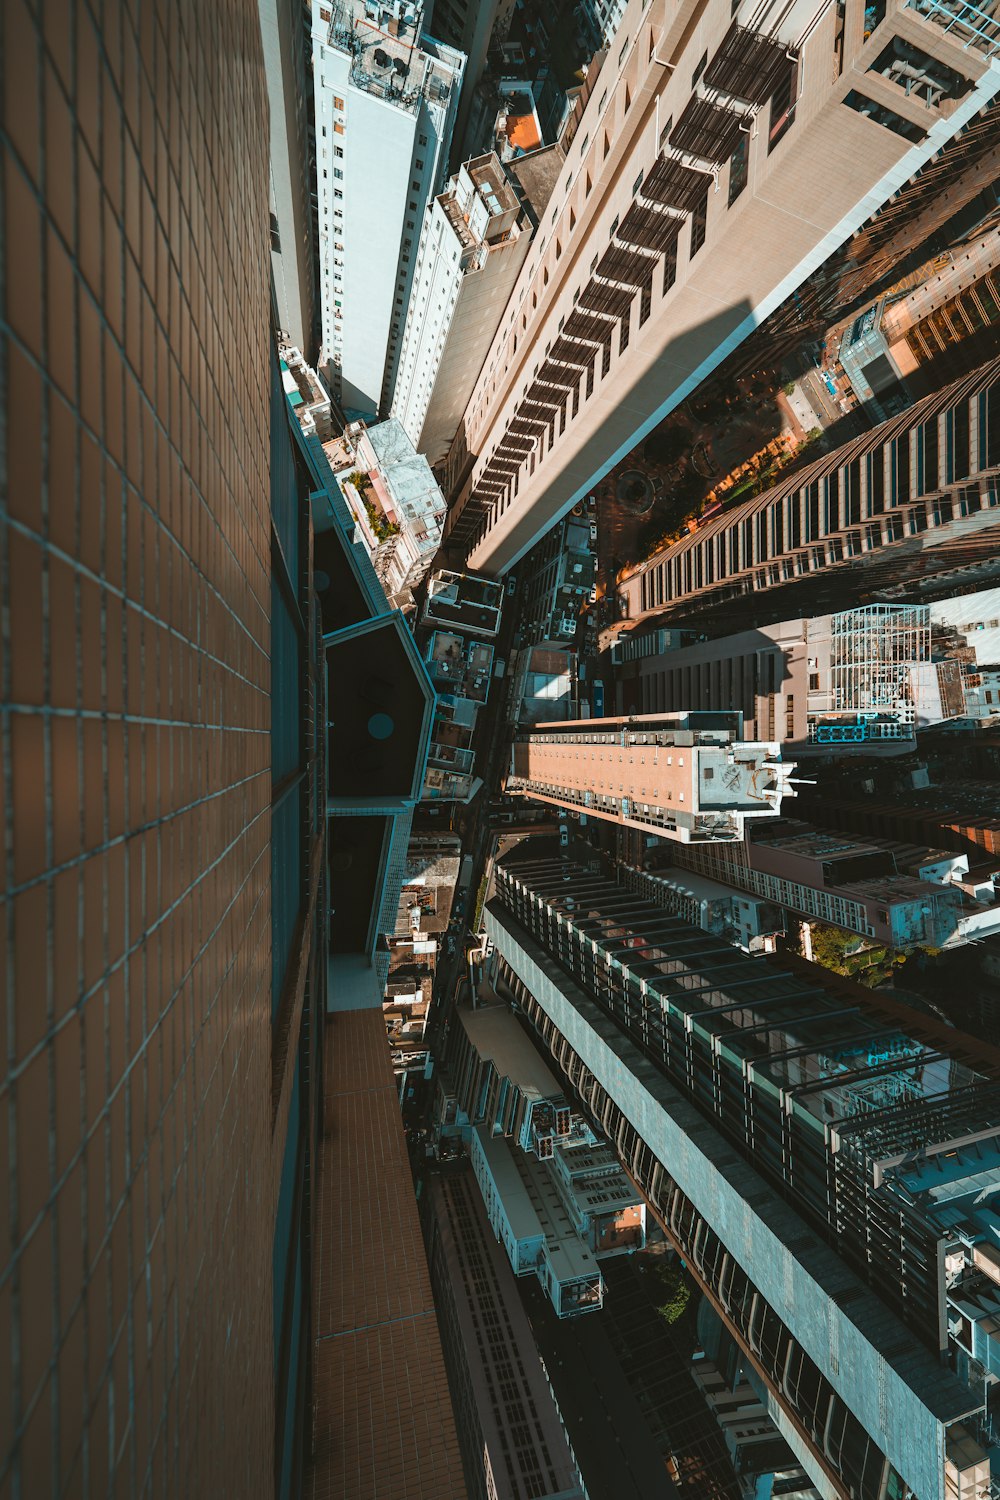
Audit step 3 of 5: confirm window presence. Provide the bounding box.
[415,158,424,169]
[579,133,589,156]
[598,90,607,114]
[321,125,327,137]
[690,192,708,256]
[333,95,344,109]
[692,51,707,86]
[618,38,629,66]
[658,116,672,149]
[334,189,343,200]
[604,131,611,158]
[609,215,619,237]
[769,59,799,150]
[333,146,343,158]
[632,170,643,196]
[411,179,420,190]
[333,168,342,179]
[728,135,748,205]
[419,133,427,146]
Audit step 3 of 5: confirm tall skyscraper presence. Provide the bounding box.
[485,846,1000,1500]
[0,4,463,1495]
[392,153,532,467]
[311,0,465,419]
[507,712,794,842]
[620,356,1000,631]
[439,0,1000,572]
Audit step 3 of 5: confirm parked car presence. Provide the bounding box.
[589,521,598,543]
[559,824,570,848]
[506,574,517,596]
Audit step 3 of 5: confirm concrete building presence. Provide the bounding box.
[0,5,465,1496]
[794,778,1000,862]
[311,0,465,418]
[413,570,504,801]
[578,0,629,48]
[691,1303,821,1500]
[260,0,318,355]
[618,604,934,755]
[623,863,784,953]
[323,414,448,607]
[439,1000,646,1315]
[421,628,493,800]
[509,643,578,726]
[621,356,1000,630]
[508,712,794,842]
[837,220,1000,418]
[517,508,597,646]
[440,0,1000,572]
[393,153,532,465]
[421,1167,586,1500]
[425,0,515,164]
[668,816,1000,949]
[280,344,335,439]
[422,567,505,636]
[484,845,1000,1499]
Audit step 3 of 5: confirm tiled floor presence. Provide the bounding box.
[307,1011,466,1499]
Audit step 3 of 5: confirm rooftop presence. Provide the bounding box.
[426,631,494,702]
[458,1003,564,1104]
[323,0,463,117]
[503,144,563,223]
[325,613,435,804]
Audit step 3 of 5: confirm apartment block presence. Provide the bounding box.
[508,712,794,841]
[411,569,504,800]
[311,0,465,417]
[322,413,447,606]
[393,153,532,465]
[485,847,1000,1499]
[837,217,1000,417]
[666,816,1000,948]
[440,0,1000,572]
[618,604,934,754]
[621,356,1000,630]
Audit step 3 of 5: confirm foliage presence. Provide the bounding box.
[783,380,797,396]
[807,923,905,989]
[644,1256,692,1326]
[363,496,400,543]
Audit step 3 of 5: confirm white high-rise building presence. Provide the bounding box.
[392,153,532,467]
[311,0,465,420]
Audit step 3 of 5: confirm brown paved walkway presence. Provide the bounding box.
[306,1010,467,1500]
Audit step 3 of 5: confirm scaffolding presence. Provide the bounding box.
[828,603,931,718]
